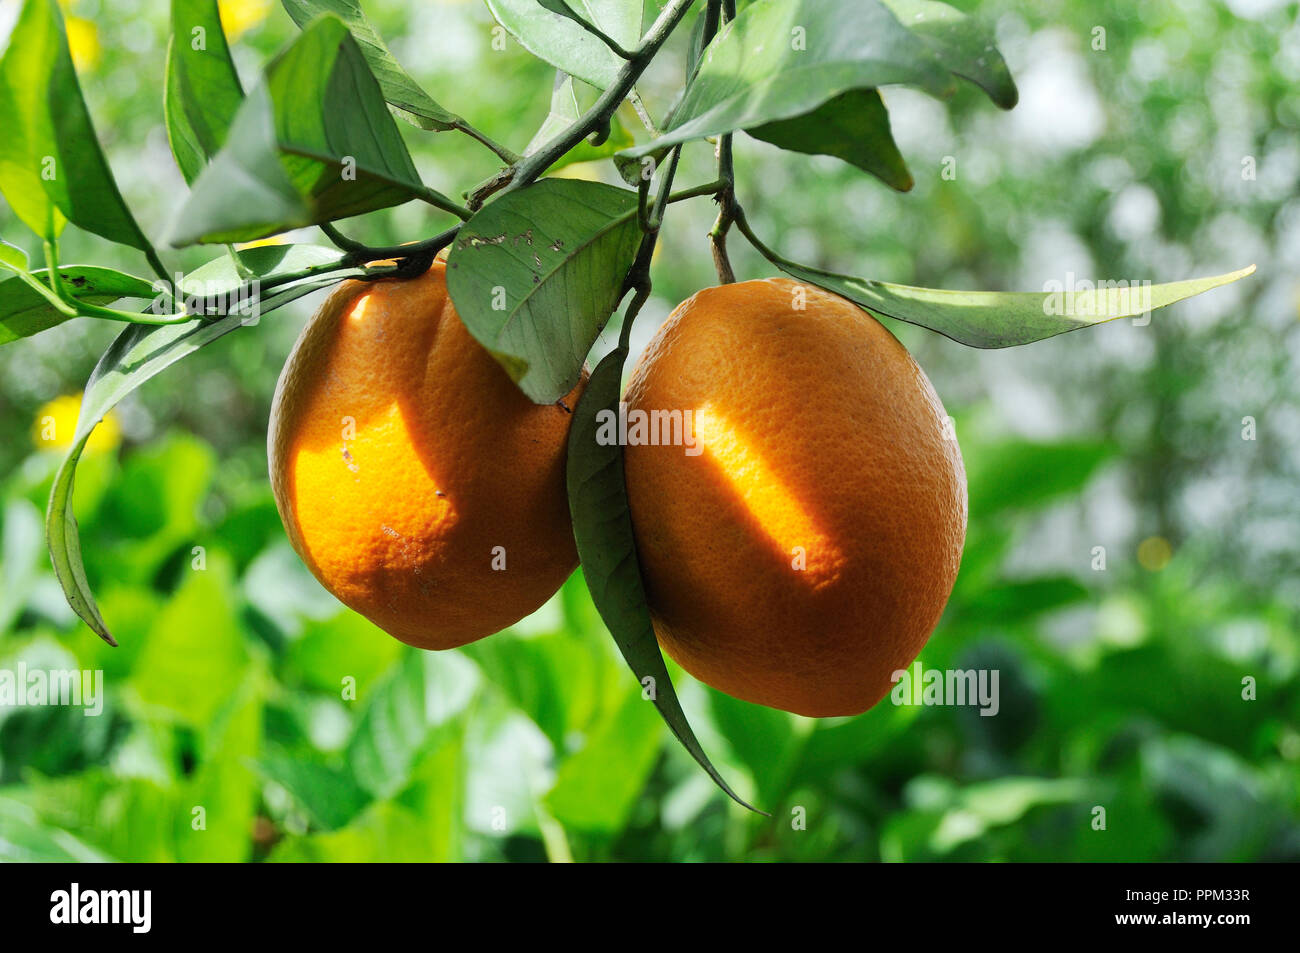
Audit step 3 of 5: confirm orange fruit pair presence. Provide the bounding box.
[270,268,965,716]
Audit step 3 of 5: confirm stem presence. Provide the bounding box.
[709,134,737,284]
[665,179,726,204]
[319,222,461,267]
[706,0,738,285]
[453,121,521,165]
[504,0,698,197]
[416,186,473,221]
[618,147,682,351]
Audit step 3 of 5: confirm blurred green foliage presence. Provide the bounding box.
[0,0,1297,861]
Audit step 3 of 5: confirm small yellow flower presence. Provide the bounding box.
[33,394,120,454]
[65,17,101,72]
[219,0,272,42]
[235,235,288,250]
[1137,536,1172,572]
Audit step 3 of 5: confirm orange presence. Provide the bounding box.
[623,278,966,717]
[268,262,583,650]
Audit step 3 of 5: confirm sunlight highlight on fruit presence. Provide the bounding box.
[691,402,837,586]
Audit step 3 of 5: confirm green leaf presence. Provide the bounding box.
[766,261,1258,348]
[524,71,635,172]
[267,801,437,861]
[254,756,371,831]
[177,686,263,861]
[346,650,479,799]
[286,609,404,700]
[967,440,1114,516]
[566,347,759,813]
[129,555,249,724]
[0,239,29,272]
[165,0,246,184]
[624,0,953,158]
[749,88,913,190]
[167,15,436,245]
[280,0,463,131]
[486,0,642,90]
[446,178,641,403]
[44,246,342,644]
[879,0,1018,109]
[0,266,160,346]
[0,797,113,862]
[0,0,153,251]
[545,688,663,833]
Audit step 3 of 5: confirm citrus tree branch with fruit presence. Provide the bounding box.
[0,0,1254,810]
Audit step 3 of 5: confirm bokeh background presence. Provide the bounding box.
[1,0,1297,861]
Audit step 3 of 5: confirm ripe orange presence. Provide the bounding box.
[268,262,584,650]
[623,278,967,717]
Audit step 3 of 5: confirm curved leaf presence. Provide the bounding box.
[486,0,641,90]
[280,0,462,130]
[749,88,913,190]
[168,15,438,246]
[165,0,246,184]
[0,0,153,251]
[45,245,346,644]
[566,347,760,813]
[771,261,1258,348]
[446,178,642,403]
[624,0,953,157]
[880,0,1018,109]
[0,266,160,346]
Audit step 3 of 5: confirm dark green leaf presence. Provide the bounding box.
[880,0,1018,109]
[625,0,953,157]
[446,178,642,403]
[0,0,153,251]
[566,348,760,813]
[486,0,641,90]
[254,756,371,830]
[0,266,159,346]
[165,0,246,184]
[167,15,436,245]
[280,0,462,130]
[749,88,913,190]
[767,261,1257,348]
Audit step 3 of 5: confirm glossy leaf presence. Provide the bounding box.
[167,15,435,245]
[566,347,759,812]
[44,245,346,644]
[280,0,462,130]
[486,0,641,90]
[625,0,953,157]
[0,0,153,251]
[748,88,913,190]
[0,266,159,346]
[446,178,642,403]
[768,260,1258,348]
[165,0,246,184]
[880,0,1018,109]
